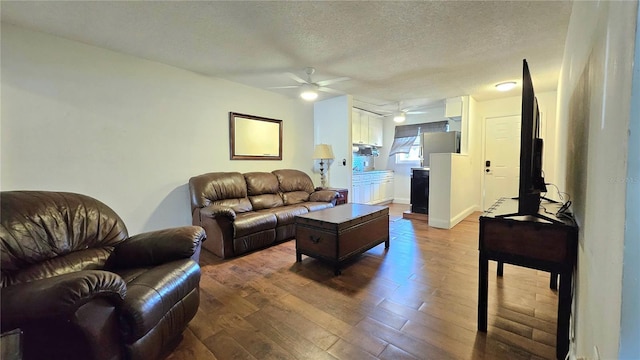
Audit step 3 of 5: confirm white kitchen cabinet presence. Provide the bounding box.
[352,109,383,146]
[352,110,369,144]
[351,171,394,204]
[351,110,362,144]
[368,115,383,147]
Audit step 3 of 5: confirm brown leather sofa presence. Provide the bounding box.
[0,191,206,360]
[189,169,338,258]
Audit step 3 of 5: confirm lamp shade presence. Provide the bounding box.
[313,144,334,159]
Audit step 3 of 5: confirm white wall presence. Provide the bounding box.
[428,153,476,229]
[1,24,315,235]
[555,1,638,359]
[313,95,353,189]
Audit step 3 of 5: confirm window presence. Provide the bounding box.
[389,121,448,165]
[395,136,421,164]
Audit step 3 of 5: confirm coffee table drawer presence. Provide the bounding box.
[296,225,337,259]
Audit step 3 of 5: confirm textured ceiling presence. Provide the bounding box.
[1,1,573,115]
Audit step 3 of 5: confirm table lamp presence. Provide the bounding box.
[313,144,334,188]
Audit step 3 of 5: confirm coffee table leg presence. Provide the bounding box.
[385,237,390,249]
[296,251,302,262]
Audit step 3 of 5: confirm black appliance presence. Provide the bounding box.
[410,168,429,214]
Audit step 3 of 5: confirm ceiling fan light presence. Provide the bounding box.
[393,112,406,123]
[300,89,318,101]
[495,81,517,91]
[299,83,318,101]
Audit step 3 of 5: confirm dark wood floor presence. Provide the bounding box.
[166,204,558,360]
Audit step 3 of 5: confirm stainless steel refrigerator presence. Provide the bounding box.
[421,131,460,166]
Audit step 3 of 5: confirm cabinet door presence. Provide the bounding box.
[384,177,394,201]
[372,180,383,203]
[352,110,362,144]
[359,113,369,144]
[363,182,374,204]
[368,116,383,146]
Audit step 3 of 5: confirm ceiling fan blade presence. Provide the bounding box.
[316,77,350,87]
[268,85,299,89]
[285,72,308,84]
[318,87,344,95]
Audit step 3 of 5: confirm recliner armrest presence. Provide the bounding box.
[310,190,339,203]
[107,226,206,269]
[0,270,126,332]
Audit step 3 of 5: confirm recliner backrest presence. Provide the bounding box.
[244,172,284,210]
[0,191,129,287]
[188,172,253,213]
[272,169,315,205]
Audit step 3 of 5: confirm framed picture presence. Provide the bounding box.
[229,112,283,160]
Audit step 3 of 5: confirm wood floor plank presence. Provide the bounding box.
[164,204,560,360]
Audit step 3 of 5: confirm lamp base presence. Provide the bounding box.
[319,159,327,188]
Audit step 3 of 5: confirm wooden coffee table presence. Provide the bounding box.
[295,203,389,275]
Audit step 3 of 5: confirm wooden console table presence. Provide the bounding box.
[478,197,578,360]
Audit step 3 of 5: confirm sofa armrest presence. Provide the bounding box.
[310,190,339,203]
[0,271,126,332]
[107,226,206,269]
[200,204,237,221]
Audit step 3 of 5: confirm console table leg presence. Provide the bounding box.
[550,272,558,289]
[557,271,572,360]
[478,252,488,332]
[296,251,302,262]
[497,261,504,276]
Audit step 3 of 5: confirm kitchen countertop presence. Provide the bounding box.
[353,170,394,174]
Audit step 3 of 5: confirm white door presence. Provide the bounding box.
[484,116,521,210]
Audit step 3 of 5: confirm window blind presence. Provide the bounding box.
[388,121,448,156]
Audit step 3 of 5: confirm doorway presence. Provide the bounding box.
[483,115,521,210]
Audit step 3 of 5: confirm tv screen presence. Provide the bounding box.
[518,59,547,215]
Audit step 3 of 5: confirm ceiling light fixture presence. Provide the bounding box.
[495,81,517,92]
[299,83,319,101]
[393,112,406,123]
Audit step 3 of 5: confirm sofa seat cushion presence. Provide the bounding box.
[261,205,309,226]
[233,212,277,238]
[302,202,334,212]
[114,259,200,342]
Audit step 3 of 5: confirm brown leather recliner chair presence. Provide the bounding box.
[0,191,206,360]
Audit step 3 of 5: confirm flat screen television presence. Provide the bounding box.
[499,59,560,223]
[518,59,547,214]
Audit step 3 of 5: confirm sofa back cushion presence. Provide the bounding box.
[244,172,284,210]
[0,191,128,287]
[273,169,315,205]
[188,172,253,213]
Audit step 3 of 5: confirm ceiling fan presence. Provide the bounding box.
[354,99,431,122]
[269,67,350,101]
[385,102,430,123]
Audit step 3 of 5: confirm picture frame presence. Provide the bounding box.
[229,112,283,160]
